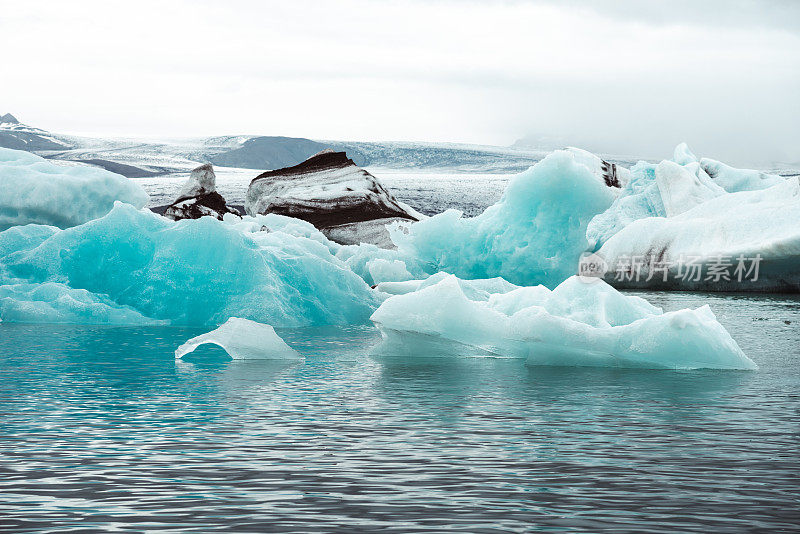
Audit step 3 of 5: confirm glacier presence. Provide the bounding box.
[0,202,379,326]
[389,150,618,287]
[175,317,300,360]
[0,147,148,231]
[370,274,756,370]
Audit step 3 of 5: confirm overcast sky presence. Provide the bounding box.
[1,0,798,164]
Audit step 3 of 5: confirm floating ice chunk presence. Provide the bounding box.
[655,160,724,217]
[177,163,216,199]
[322,217,413,248]
[597,177,800,291]
[229,212,339,253]
[390,150,617,287]
[175,317,300,360]
[370,274,756,370]
[0,147,148,231]
[700,158,785,193]
[334,242,427,286]
[586,143,774,249]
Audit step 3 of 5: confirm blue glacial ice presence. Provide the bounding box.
[0,147,148,231]
[0,282,164,325]
[366,258,415,285]
[0,202,379,326]
[370,274,756,370]
[389,150,617,287]
[175,317,301,360]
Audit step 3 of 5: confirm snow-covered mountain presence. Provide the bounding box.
[0,114,561,177]
[0,114,71,152]
[15,112,796,179]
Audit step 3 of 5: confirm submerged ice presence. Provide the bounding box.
[371,274,756,370]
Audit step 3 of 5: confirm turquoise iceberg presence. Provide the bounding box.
[0,203,378,326]
[371,274,756,370]
[389,150,617,287]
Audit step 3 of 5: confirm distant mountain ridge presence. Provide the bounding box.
[0,113,70,152]
[209,136,329,171]
[0,113,554,177]
[0,113,19,124]
[3,113,792,178]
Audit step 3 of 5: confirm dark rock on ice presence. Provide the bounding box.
[245,150,419,246]
[163,164,240,221]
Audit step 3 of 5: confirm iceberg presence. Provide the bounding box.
[674,142,786,193]
[245,150,419,247]
[375,271,519,297]
[0,202,379,326]
[175,317,300,359]
[163,164,240,221]
[0,147,148,231]
[389,150,617,287]
[586,143,790,251]
[370,274,756,370]
[366,258,414,285]
[597,177,800,291]
[586,143,725,248]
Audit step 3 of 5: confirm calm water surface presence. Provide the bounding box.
[1,292,799,532]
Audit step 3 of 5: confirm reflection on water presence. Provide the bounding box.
[0,293,798,532]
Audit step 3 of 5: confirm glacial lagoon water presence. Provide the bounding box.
[1,291,799,532]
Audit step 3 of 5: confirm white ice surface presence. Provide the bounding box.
[176,164,217,199]
[175,317,301,360]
